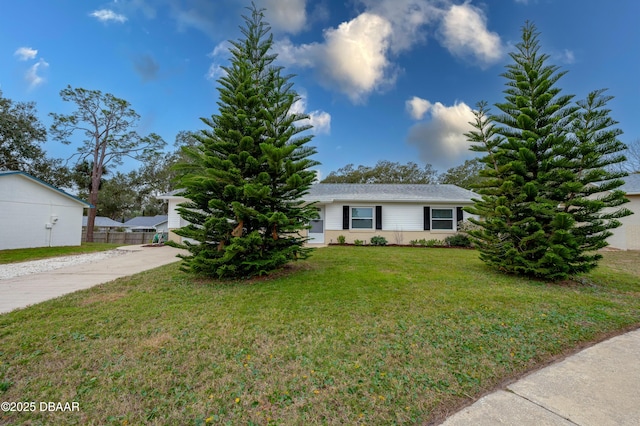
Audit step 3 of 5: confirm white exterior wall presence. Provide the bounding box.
[324,203,345,231]
[165,196,198,244]
[0,175,87,250]
[381,204,424,231]
[163,197,474,246]
[607,194,640,250]
[316,202,471,245]
[324,202,467,231]
[167,198,184,229]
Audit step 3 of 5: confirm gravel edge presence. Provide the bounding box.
[0,250,131,280]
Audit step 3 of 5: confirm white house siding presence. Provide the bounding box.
[165,197,185,243]
[167,198,183,229]
[607,195,640,250]
[163,197,199,244]
[324,203,345,231]
[0,174,87,250]
[159,191,475,246]
[382,204,428,231]
[318,202,468,245]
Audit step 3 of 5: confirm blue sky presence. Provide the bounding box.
[1,0,639,180]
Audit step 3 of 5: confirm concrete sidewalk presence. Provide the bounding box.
[440,328,640,425]
[0,245,184,314]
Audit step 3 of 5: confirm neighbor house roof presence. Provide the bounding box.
[0,170,92,208]
[619,173,640,195]
[157,189,184,199]
[82,216,124,228]
[123,215,168,229]
[303,183,476,203]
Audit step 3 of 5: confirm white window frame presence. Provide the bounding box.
[431,208,455,231]
[351,206,374,230]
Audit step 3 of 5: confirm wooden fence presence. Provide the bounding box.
[81,231,159,245]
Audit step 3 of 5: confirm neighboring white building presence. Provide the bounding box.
[607,173,640,250]
[158,184,476,245]
[0,171,91,250]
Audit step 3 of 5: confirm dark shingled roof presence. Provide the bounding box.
[303,183,476,203]
[619,173,640,195]
[123,215,168,228]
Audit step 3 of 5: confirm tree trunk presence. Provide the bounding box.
[86,204,96,243]
[86,175,100,243]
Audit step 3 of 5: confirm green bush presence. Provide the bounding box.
[337,235,346,245]
[354,239,364,246]
[370,235,387,246]
[415,238,442,247]
[445,234,472,248]
[425,239,442,247]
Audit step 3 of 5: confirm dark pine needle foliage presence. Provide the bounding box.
[465,22,631,281]
[171,4,319,278]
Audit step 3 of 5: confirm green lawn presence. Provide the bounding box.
[0,243,122,264]
[1,247,638,425]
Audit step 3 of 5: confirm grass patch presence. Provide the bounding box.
[0,243,122,264]
[0,247,638,425]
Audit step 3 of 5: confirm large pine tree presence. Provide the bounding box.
[466,22,631,281]
[172,5,319,278]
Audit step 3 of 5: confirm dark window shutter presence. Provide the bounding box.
[375,206,382,230]
[424,207,431,230]
[343,206,350,230]
[457,207,464,223]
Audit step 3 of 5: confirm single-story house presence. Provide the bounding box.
[606,173,640,250]
[158,184,476,245]
[301,184,476,245]
[0,170,91,250]
[122,215,168,233]
[82,216,125,232]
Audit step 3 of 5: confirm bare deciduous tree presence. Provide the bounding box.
[50,86,165,241]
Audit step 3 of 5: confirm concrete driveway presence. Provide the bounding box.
[0,245,185,314]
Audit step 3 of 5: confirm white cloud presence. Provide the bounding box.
[25,58,49,89]
[406,99,476,170]
[14,47,38,61]
[406,96,433,120]
[290,95,331,135]
[308,110,331,135]
[438,2,503,67]
[273,38,316,68]
[261,0,307,34]
[320,13,394,103]
[276,12,395,104]
[358,0,442,54]
[206,41,231,81]
[558,48,575,64]
[274,0,504,103]
[90,9,128,23]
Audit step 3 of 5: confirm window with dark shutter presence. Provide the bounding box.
[375,206,382,230]
[343,206,350,230]
[424,207,431,230]
[457,207,464,224]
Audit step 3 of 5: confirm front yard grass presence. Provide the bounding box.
[0,243,122,264]
[0,247,638,425]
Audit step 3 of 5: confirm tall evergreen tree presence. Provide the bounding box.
[172,4,319,278]
[465,22,630,281]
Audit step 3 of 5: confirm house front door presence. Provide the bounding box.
[308,206,324,244]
